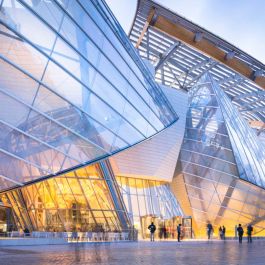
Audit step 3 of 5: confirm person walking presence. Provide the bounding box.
[177,224,182,242]
[247,224,253,243]
[237,224,244,244]
[222,226,226,240]
[219,226,223,240]
[207,223,213,240]
[148,222,156,242]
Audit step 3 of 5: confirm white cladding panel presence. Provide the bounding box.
[110,87,188,181]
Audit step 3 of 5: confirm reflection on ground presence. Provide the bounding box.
[0,240,264,265]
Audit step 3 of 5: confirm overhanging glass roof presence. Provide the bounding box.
[129,0,265,128]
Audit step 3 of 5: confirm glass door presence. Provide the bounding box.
[182,217,192,239]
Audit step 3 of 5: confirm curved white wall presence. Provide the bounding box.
[110,86,188,182]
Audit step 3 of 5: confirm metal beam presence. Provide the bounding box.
[237,97,262,111]
[168,58,211,88]
[167,57,194,74]
[0,147,53,175]
[138,41,191,75]
[135,7,156,49]
[150,14,265,90]
[185,61,218,87]
[241,105,265,113]
[155,41,180,71]
[165,62,185,89]
[187,58,212,74]
[0,174,23,186]
[222,77,245,91]
[218,74,239,84]
[234,90,265,101]
[0,119,82,165]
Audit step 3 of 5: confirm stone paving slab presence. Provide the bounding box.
[0,240,264,265]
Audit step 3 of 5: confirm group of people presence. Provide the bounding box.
[237,224,253,243]
[218,226,226,240]
[148,222,183,242]
[207,222,254,243]
[148,221,254,243]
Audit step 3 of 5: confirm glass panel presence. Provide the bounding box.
[1,0,57,54]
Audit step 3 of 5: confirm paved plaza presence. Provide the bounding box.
[0,240,264,265]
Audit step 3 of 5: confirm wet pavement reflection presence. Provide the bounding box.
[0,240,264,265]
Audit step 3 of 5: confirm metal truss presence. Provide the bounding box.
[130,0,265,126]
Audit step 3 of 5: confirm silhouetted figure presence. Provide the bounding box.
[219,226,223,240]
[237,224,244,244]
[247,224,253,243]
[163,226,167,240]
[207,223,213,239]
[23,227,30,237]
[148,222,156,242]
[177,224,182,242]
[222,226,226,240]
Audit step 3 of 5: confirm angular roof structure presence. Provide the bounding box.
[129,0,265,127]
[1,0,265,239]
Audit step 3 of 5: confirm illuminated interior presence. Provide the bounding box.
[1,0,265,241]
[116,176,183,239]
[0,164,125,232]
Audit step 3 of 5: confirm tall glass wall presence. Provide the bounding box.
[0,0,177,191]
[116,176,183,238]
[177,74,265,237]
[0,164,129,232]
[211,76,265,187]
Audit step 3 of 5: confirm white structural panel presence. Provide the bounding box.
[110,86,188,182]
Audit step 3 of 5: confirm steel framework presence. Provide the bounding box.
[129,0,265,125]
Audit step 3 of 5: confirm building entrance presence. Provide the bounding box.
[140,215,192,240]
[140,215,158,239]
[182,217,192,238]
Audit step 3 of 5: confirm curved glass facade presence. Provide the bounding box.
[0,0,177,190]
[4,0,265,240]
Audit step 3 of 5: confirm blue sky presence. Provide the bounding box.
[105,0,265,64]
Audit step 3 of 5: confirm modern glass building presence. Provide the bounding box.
[0,0,177,190]
[174,74,265,237]
[0,0,265,239]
